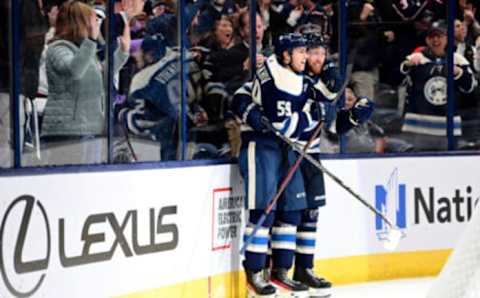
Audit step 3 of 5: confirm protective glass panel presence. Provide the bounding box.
[453,8,480,151]
[22,1,108,166]
[185,0,246,160]
[0,2,12,168]
[112,0,182,163]
[343,1,455,153]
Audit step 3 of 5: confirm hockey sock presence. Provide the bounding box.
[295,209,318,268]
[244,210,274,272]
[272,210,301,269]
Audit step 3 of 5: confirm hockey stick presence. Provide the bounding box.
[263,120,404,251]
[239,122,324,255]
[240,45,356,255]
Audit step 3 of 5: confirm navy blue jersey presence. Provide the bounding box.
[233,55,318,144]
[118,50,203,140]
[232,55,311,212]
[296,74,355,153]
[400,50,477,136]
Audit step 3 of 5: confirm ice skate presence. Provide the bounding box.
[246,269,277,298]
[271,268,309,298]
[293,267,332,298]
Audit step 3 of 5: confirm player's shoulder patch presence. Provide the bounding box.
[256,64,271,84]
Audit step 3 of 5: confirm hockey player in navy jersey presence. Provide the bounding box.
[291,31,374,298]
[232,32,320,298]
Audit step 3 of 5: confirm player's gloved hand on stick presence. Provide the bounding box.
[312,102,327,123]
[247,106,268,132]
[350,97,374,125]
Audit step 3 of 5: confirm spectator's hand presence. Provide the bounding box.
[243,58,250,71]
[464,9,475,25]
[404,53,423,67]
[90,12,100,40]
[255,54,266,67]
[289,0,301,7]
[122,0,135,20]
[193,111,209,126]
[243,54,266,70]
[350,97,374,125]
[384,31,395,42]
[475,34,480,47]
[360,3,375,21]
[47,5,59,27]
[118,21,131,53]
[454,65,462,77]
[375,137,386,153]
[287,5,304,26]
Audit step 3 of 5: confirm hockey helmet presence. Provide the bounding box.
[274,32,308,58]
[296,23,326,50]
[304,32,326,50]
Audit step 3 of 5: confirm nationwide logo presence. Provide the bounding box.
[0,195,179,297]
[375,168,406,241]
[375,168,480,241]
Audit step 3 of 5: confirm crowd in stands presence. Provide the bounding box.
[1,0,480,167]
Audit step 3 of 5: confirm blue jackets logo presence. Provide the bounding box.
[375,168,406,240]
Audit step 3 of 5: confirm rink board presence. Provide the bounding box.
[0,155,479,297]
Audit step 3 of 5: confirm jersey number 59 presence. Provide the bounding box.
[277,101,292,117]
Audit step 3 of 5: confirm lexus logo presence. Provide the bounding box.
[0,195,179,297]
[0,195,51,297]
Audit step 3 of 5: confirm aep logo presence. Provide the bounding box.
[375,168,407,241]
[0,195,51,298]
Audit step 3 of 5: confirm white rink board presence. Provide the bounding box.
[0,166,245,298]
[0,155,479,297]
[317,156,480,258]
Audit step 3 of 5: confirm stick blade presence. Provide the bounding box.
[383,229,403,251]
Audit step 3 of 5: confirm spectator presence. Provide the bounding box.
[454,18,480,146]
[268,0,305,42]
[349,0,396,100]
[199,15,236,121]
[297,0,334,48]
[210,10,266,94]
[41,0,130,165]
[21,0,49,102]
[1,0,50,166]
[399,20,477,151]
[38,4,60,98]
[454,18,478,72]
[199,14,236,50]
[343,87,413,153]
[193,0,237,40]
[459,0,480,44]
[0,2,10,167]
[119,35,210,161]
[146,0,178,46]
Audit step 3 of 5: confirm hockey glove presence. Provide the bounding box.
[246,105,268,132]
[311,102,327,123]
[321,59,342,92]
[350,97,374,125]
